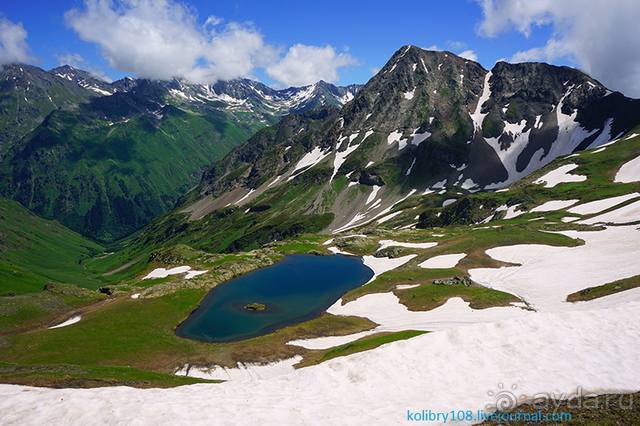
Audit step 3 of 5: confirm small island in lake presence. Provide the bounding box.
[243,302,267,311]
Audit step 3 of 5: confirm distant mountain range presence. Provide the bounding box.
[0,63,361,241]
[2,45,639,246]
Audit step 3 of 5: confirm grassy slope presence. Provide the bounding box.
[2,107,250,242]
[566,275,640,302]
[0,362,214,388]
[0,197,104,295]
[0,286,375,375]
[81,169,336,283]
[1,131,639,388]
[0,284,105,334]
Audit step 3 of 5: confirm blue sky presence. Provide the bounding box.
[0,0,555,85]
[2,1,639,96]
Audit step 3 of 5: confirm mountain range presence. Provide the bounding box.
[1,43,640,396]
[140,45,639,252]
[0,63,360,241]
[1,45,639,247]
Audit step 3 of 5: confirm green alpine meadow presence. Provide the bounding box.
[1,1,640,424]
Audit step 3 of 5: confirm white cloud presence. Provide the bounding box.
[0,17,32,65]
[56,52,84,68]
[476,0,640,96]
[458,49,478,62]
[55,52,112,82]
[65,0,354,87]
[446,40,467,51]
[203,16,223,28]
[266,44,356,87]
[65,0,276,84]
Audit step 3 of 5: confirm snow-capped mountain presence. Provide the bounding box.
[50,65,115,96]
[0,62,361,241]
[163,78,361,117]
[0,62,361,155]
[189,45,640,233]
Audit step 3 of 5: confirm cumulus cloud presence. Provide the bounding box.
[476,0,640,96]
[65,0,354,87]
[0,17,32,65]
[65,0,275,84]
[56,52,84,68]
[446,40,467,51]
[266,44,355,87]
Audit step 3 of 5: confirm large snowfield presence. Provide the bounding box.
[1,302,639,425]
[2,216,640,424]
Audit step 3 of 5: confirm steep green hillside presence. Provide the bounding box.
[0,197,103,295]
[1,97,249,242]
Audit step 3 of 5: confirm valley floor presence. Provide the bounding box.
[1,299,639,425]
[1,132,640,424]
[2,221,640,424]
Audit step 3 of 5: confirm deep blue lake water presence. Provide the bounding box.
[176,254,374,342]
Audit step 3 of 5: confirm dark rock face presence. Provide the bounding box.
[98,287,114,295]
[358,171,385,186]
[341,46,485,133]
[433,276,472,286]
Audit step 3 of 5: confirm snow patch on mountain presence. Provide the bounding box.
[469,71,492,132]
[530,199,579,212]
[406,158,416,175]
[615,154,640,183]
[48,316,82,329]
[484,86,604,189]
[409,129,431,146]
[587,118,615,149]
[330,133,361,182]
[144,266,208,280]
[419,253,466,269]
[365,185,382,205]
[377,240,437,251]
[579,199,640,225]
[288,146,331,181]
[403,88,415,100]
[534,164,586,188]
[568,193,640,215]
[387,130,403,145]
[5,298,640,425]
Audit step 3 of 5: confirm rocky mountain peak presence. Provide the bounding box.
[50,64,114,96]
[187,45,640,236]
[340,46,486,137]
